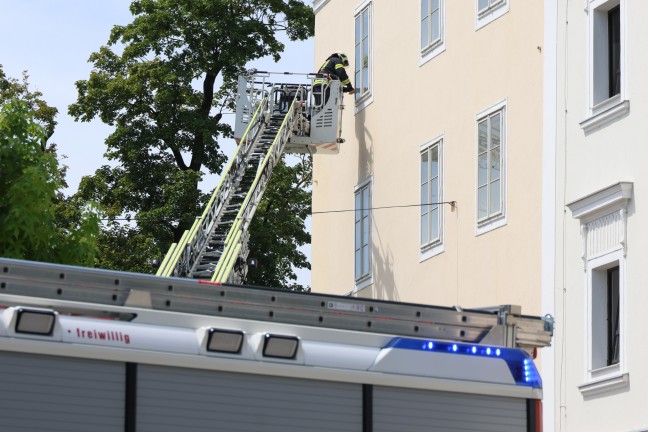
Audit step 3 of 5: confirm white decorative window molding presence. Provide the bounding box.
[420,135,444,261]
[568,181,632,394]
[582,0,628,131]
[354,176,373,291]
[354,0,374,113]
[475,0,509,30]
[420,0,446,65]
[475,99,507,235]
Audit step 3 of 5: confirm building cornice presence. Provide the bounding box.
[313,0,331,14]
[567,181,633,221]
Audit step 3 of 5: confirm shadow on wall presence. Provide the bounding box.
[353,104,399,301]
[371,227,400,301]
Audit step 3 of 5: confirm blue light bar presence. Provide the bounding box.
[385,337,542,389]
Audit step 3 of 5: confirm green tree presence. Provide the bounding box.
[69,0,314,285]
[0,65,58,152]
[246,157,311,291]
[0,98,100,265]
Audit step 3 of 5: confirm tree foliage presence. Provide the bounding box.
[0,65,58,151]
[246,157,311,291]
[0,98,100,265]
[69,0,314,285]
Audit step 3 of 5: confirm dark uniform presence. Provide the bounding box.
[313,53,355,107]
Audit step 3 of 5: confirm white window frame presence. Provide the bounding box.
[475,0,509,30]
[354,176,373,291]
[420,0,446,65]
[420,136,444,261]
[475,100,507,235]
[354,0,373,113]
[568,182,632,397]
[580,0,629,133]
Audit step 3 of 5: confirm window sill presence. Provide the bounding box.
[354,275,373,292]
[580,98,630,134]
[579,372,629,398]
[420,242,444,262]
[476,214,507,236]
[476,1,509,30]
[355,93,374,114]
[420,41,446,66]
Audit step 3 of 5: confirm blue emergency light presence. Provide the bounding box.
[385,337,542,389]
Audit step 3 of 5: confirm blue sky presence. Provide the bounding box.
[1,0,314,284]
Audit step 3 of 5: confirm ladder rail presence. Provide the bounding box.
[212,86,304,283]
[0,257,554,350]
[157,97,269,278]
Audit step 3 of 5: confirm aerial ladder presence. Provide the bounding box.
[0,257,554,353]
[156,71,344,284]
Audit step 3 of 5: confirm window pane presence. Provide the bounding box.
[355,249,361,279]
[421,15,429,48]
[478,120,488,153]
[421,0,429,20]
[421,182,429,215]
[421,213,429,244]
[491,113,501,147]
[362,244,369,275]
[355,44,361,74]
[355,193,361,222]
[432,0,439,10]
[489,179,501,215]
[421,150,429,183]
[478,153,488,187]
[490,145,500,181]
[362,66,369,94]
[431,146,439,177]
[363,8,369,34]
[431,177,439,204]
[608,6,621,98]
[355,219,361,250]
[431,9,440,41]
[607,266,620,365]
[362,37,369,67]
[362,188,369,216]
[478,185,488,219]
[362,216,370,244]
[478,0,489,12]
[431,207,439,241]
[355,15,361,43]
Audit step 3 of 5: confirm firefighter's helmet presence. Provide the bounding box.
[337,52,349,67]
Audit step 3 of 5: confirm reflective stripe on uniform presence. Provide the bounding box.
[335,64,344,69]
[342,79,351,85]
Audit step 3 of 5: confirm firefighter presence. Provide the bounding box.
[312,52,356,107]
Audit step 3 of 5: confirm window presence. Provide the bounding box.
[582,0,628,132]
[591,261,621,370]
[354,179,372,286]
[354,1,372,108]
[420,0,445,63]
[475,0,508,29]
[476,102,506,233]
[568,181,632,396]
[420,137,443,258]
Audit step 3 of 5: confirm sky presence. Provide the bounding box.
[0,0,314,285]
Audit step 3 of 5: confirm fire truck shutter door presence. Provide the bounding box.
[0,352,125,432]
[136,364,363,432]
[373,385,528,432]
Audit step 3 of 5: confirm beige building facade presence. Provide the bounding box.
[311,0,544,313]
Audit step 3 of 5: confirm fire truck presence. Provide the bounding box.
[0,257,551,431]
